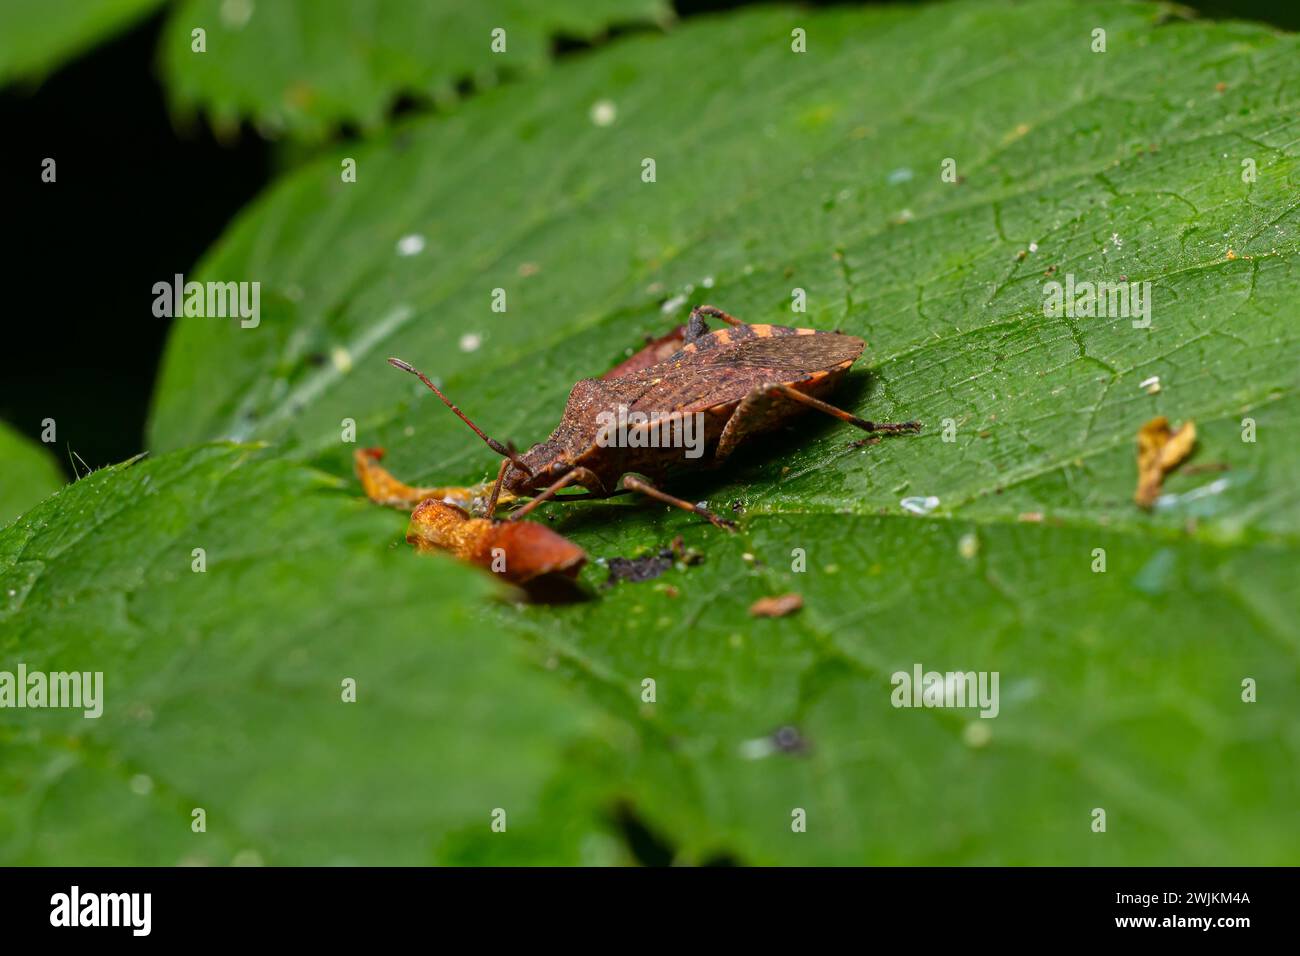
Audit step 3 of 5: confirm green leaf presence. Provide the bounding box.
[149,0,1300,863]
[160,0,672,140]
[503,511,1300,864]
[0,445,619,864]
[0,421,65,524]
[0,0,165,85]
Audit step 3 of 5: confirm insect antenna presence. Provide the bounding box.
[387,357,533,476]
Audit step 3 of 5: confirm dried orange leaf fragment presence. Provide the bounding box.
[354,447,515,512]
[355,447,581,584]
[1135,416,1197,508]
[749,593,804,618]
[407,499,585,584]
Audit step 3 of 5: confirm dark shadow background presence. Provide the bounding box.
[2,0,1293,475]
[0,16,267,474]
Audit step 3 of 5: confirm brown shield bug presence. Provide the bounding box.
[388,304,921,531]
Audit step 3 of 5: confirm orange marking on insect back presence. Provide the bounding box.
[796,328,816,336]
[752,324,773,337]
[714,328,732,345]
[682,343,697,353]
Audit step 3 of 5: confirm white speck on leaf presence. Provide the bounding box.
[958,532,979,559]
[739,736,777,760]
[900,495,940,515]
[220,0,254,29]
[1155,477,1231,509]
[396,234,425,256]
[661,294,688,314]
[589,99,617,126]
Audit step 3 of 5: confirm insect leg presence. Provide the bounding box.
[507,467,602,521]
[620,475,737,532]
[766,384,921,435]
[714,389,782,464]
[485,457,511,518]
[543,487,634,502]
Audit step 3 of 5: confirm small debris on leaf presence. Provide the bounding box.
[669,535,704,566]
[605,553,673,585]
[1135,415,1197,508]
[1139,375,1161,394]
[749,593,803,618]
[739,724,810,759]
[900,495,940,515]
[772,724,808,753]
[604,538,703,587]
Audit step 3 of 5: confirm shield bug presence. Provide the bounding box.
[388,304,921,531]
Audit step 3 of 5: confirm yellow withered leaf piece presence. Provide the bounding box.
[354,447,516,513]
[1135,416,1196,508]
